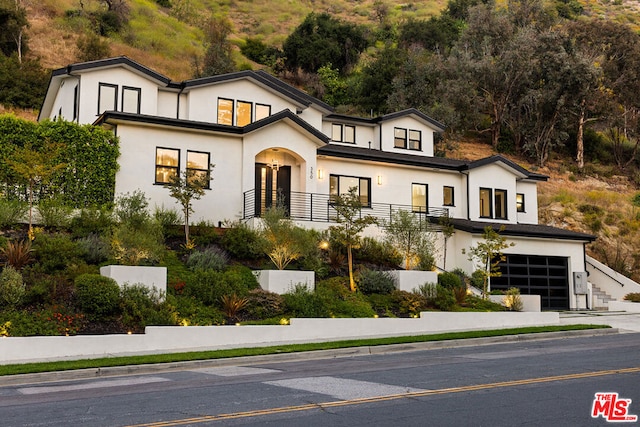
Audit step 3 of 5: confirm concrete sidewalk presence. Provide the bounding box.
[559,311,640,332]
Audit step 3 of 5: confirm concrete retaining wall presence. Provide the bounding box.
[0,312,559,365]
[608,301,640,312]
[488,294,541,312]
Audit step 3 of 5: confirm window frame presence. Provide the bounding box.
[155,147,180,185]
[255,103,271,121]
[411,183,428,214]
[331,123,344,142]
[97,82,118,115]
[121,86,141,114]
[443,186,455,206]
[479,187,493,218]
[236,100,253,127]
[408,129,422,151]
[494,189,507,220]
[516,193,525,213]
[329,174,372,208]
[217,97,234,125]
[331,124,356,143]
[186,150,211,189]
[394,127,407,149]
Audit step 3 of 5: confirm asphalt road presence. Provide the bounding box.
[1,332,639,427]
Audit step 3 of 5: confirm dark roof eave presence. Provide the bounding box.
[53,56,171,85]
[439,218,596,242]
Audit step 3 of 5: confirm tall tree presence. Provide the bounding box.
[0,0,28,62]
[198,16,235,77]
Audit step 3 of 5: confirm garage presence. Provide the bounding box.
[492,254,569,310]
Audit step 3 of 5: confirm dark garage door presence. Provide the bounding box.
[492,254,569,310]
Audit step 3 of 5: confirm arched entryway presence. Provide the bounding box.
[254,148,303,217]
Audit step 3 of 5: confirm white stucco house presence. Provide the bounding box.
[39,56,601,310]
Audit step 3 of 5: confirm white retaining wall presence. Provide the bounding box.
[608,301,640,313]
[0,312,558,364]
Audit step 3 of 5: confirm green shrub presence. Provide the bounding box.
[0,309,65,336]
[245,288,285,320]
[432,285,456,311]
[186,246,229,272]
[120,284,177,331]
[438,271,462,289]
[316,276,375,317]
[183,267,257,306]
[37,198,75,228]
[154,204,182,228]
[367,293,395,317]
[470,270,485,289]
[0,198,27,228]
[624,293,640,302]
[33,233,84,273]
[358,268,396,295]
[0,266,25,308]
[220,221,264,260]
[76,233,110,265]
[282,284,329,317]
[74,274,121,320]
[70,206,114,237]
[354,237,403,268]
[464,295,506,311]
[115,190,152,230]
[391,290,428,316]
[111,222,165,265]
[174,295,225,326]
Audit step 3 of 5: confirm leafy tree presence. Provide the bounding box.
[317,64,349,107]
[7,141,67,238]
[282,12,369,74]
[164,165,214,246]
[463,226,514,299]
[76,33,111,62]
[198,16,235,77]
[399,15,462,53]
[384,209,435,270]
[356,45,406,114]
[0,55,48,109]
[0,0,28,62]
[329,187,377,292]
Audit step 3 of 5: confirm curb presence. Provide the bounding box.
[0,328,619,387]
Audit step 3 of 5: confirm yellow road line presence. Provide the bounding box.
[127,366,640,427]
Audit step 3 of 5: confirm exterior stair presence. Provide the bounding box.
[591,284,615,310]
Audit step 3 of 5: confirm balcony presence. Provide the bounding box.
[242,189,449,225]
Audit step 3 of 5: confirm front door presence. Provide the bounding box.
[255,163,291,216]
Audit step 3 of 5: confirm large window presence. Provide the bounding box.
[394,127,422,151]
[155,148,179,184]
[329,175,371,207]
[218,98,271,125]
[494,189,507,219]
[236,100,252,127]
[479,188,492,218]
[412,183,428,213]
[187,151,211,189]
[516,193,525,212]
[122,86,141,114]
[443,186,454,206]
[217,98,234,125]
[98,83,118,115]
[331,124,356,143]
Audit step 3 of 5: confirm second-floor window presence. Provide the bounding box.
[218,98,271,126]
[480,187,507,219]
[330,174,371,207]
[98,83,118,115]
[331,124,356,143]
[516,193,525,212]
[394,127,422,151]
[443,186,454,206]
[122,86,141,114]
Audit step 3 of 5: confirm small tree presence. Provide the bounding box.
[438,215,455,271]
[384,209,435,270]
[329,187,377,291]
[7,141,66,239]
[462,226,514,299]
[164,165,214,246]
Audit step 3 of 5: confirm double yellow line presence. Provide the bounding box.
[128,366,640,427]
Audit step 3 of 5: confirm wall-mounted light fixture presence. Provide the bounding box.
[377,175,382,185]
[318,168,324,180]
[270,159,280,171]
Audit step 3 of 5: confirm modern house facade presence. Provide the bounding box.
[39,56,598,310]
